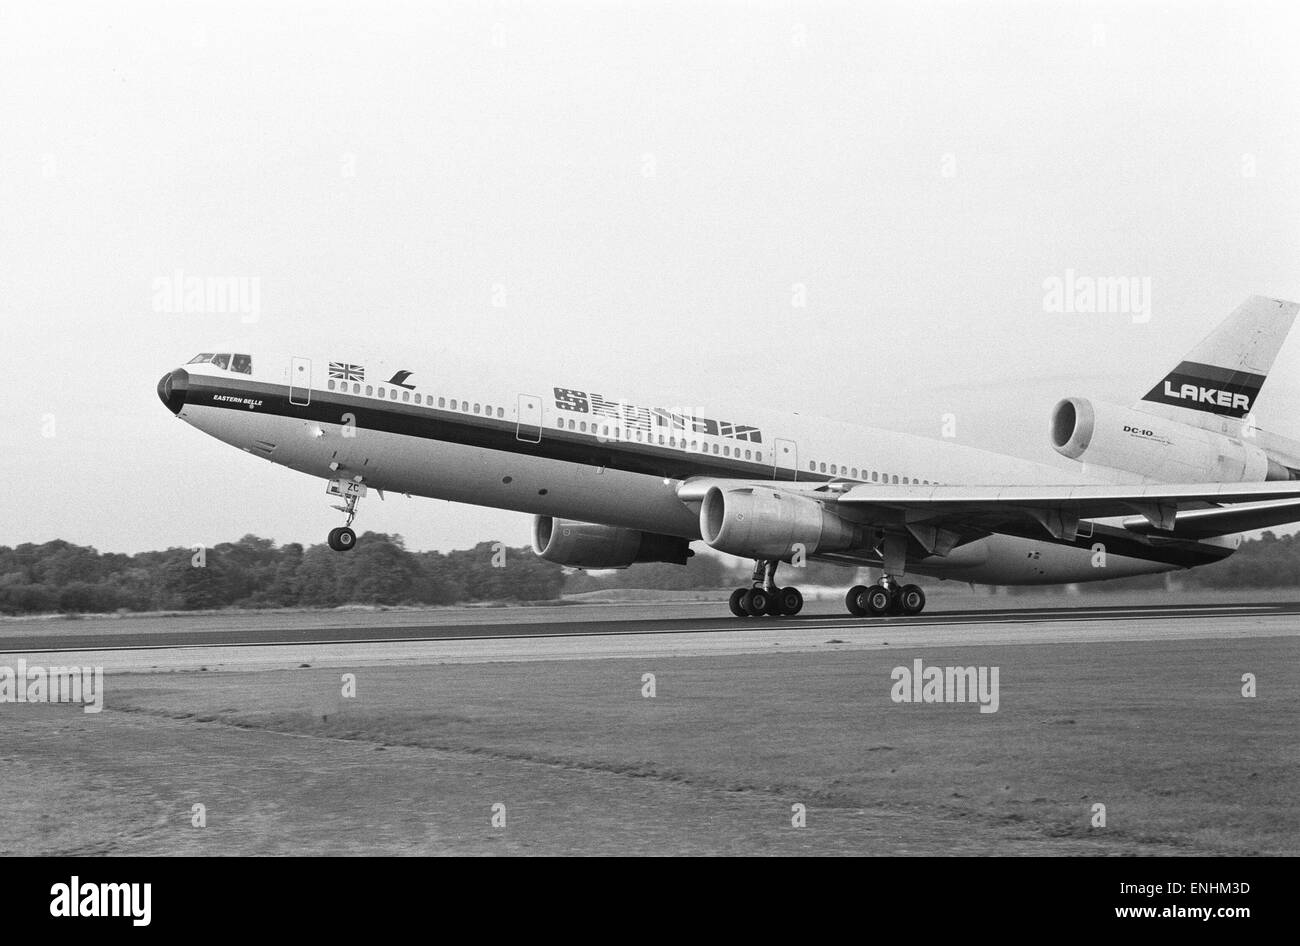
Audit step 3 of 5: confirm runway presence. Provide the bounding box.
[1,599,1294,673]
[0,599,1293,654]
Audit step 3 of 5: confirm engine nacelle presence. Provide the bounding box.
[532,517,692,569]
[699,486,862,560]
[1049,396,1286,481]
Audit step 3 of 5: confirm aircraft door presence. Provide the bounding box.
[290,357,312,406]
[517,394,543,443]
[773,438,798,481]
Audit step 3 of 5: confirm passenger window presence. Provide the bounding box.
[438,397,445,408]
[851,468,858,478]
[415,393,422,405]
[390,389,398,400]
[820,462,827,473]
[378,387,386,398]
[450,400,457,410]
[580,421,587,432]
[212,353,230,370]
[402,391,410,402]
[474,403,481,413]
[353,383,361,394]
[496,407,504,418]
[745,450,752,460]
[712,444,719,454]
[366,385,373,396]
[892,475,899,484]
[328,380,336,391]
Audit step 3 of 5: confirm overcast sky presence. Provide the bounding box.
[4,0,1300,554]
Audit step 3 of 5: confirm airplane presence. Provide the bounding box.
[157,295,1300,618]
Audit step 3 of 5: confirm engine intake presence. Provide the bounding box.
[532,517,692,569]
[699,486,861,559]
[1049,396,1286,481]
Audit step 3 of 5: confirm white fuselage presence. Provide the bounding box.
[160,352,1237,584]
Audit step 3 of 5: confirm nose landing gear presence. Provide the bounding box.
[326,477,365,552]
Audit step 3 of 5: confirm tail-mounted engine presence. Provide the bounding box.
[1050,396,1293,481]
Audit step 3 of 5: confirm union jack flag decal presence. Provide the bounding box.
[329,362,365,382]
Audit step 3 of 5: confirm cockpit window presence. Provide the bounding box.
[186,352,252,373]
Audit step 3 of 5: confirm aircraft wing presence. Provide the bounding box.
[831,480,1300,533]
[677,478,1300,559]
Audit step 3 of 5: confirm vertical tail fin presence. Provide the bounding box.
[1135,295,1299,431]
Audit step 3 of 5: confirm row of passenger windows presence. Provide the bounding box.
[321,379,928,481]
[552,417,764,460]
[810,460,933,486]
[325,379,507,418]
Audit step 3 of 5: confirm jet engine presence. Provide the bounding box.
[1049,396,1291,481]
[532,517,692,568]
[699,486,862,559]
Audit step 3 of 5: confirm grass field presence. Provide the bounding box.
[1,632,1294,855]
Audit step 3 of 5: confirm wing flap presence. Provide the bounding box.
[1120,498,1300,539]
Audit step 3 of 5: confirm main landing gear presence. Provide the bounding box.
[728,560,805,617]
[844,577,926,617]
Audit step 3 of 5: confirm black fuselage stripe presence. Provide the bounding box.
[189,379,794,482]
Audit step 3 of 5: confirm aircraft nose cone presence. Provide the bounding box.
[157,368,189,415]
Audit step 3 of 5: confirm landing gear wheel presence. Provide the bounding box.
[328,526,357,552]
[778,587,804,616]
[744,588,770,617]
[899,584,926,615]
[728,588,748,617]
[863,584,892,616]
[845,584,869,617]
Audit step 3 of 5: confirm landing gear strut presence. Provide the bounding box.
[728,559,804,618]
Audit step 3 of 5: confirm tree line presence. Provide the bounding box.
[0,535,568,614]
[0,530,1296,615]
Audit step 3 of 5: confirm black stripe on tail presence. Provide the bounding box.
[1140,360,1264,418]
